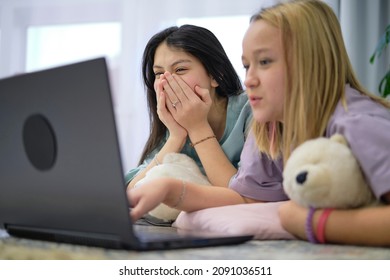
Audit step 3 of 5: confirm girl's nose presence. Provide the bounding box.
[244,68,259,89]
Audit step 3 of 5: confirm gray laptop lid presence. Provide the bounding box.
[0,58,252,250]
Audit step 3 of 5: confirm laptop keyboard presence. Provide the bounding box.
[134,224,184,241]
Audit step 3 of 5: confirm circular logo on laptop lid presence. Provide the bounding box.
[23,114,57,171]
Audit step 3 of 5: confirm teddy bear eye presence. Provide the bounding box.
[296,171,308,184]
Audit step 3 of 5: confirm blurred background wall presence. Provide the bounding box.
[0,0,389,172]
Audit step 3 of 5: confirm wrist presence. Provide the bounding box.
[305,207,334,244]
[165,135,187,151]
[305,207,318,243]
[316,208,334,243]
[188,125,214,143]
[163,178,185,207]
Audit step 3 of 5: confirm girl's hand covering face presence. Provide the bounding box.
[155,76,187,140]
[152,43,216,133]
[161,71,212,132]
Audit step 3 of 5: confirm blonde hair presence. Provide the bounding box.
[250,0,390,163]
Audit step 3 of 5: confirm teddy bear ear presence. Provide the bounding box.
[330,133,348,146]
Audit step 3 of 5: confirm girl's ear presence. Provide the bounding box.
[211,76,219,88]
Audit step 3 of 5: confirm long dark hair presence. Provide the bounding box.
[138,24,243,164]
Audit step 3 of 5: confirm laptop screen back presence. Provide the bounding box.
[0,58,138,248]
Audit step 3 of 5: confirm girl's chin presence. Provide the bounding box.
[252,111,282,124]
[251,111,268,123]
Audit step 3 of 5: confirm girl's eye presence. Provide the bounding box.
[243,64,249,71]
[175,68,187,74]
[154,72,163,78]
[260,59,271,66]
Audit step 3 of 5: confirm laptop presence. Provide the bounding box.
[0,57,252,250]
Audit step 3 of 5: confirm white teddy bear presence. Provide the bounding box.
[283,134,377,209]
[135,153,210,223]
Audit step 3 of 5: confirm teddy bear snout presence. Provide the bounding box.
[296,171,308,184]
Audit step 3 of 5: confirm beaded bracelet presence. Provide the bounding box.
[172,180,186,208]
[190,135,216,147]
[316,208,334,244]
[305,206,318,244]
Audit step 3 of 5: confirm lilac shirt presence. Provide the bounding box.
[327,85,390,199]
[229,132,288,202]
[230,84,390,201]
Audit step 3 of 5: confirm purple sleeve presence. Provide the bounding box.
[229,132,289,202]
[327,86,390,200]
